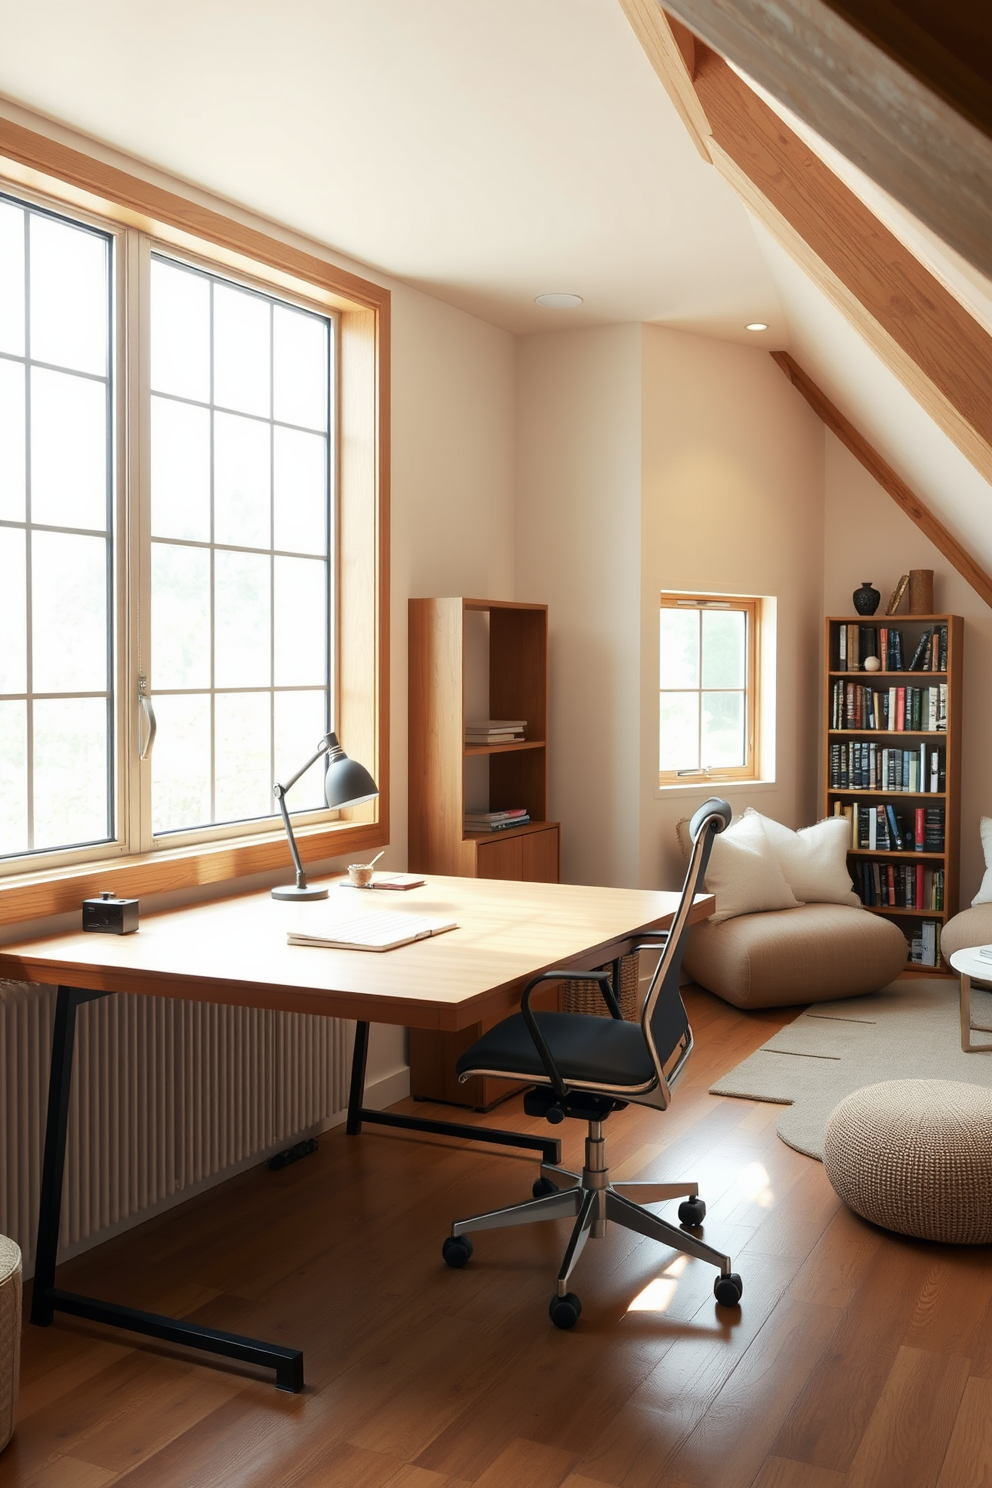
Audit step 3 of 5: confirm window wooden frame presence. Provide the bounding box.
[0,116,389,924]
[658,592,760,786]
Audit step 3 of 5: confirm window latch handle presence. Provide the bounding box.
[138,676,157,761]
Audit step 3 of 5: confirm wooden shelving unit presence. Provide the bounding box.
[823,614,962,973]
[408,596,560,1105]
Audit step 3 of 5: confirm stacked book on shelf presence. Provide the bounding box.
[464,808,530,833]
[837,624,948,672]
[908,921,941,968]
[837,802,945,852]
[828,741,945,791]
[464,719,527,745]
[854,860,944,911]
[830,680,947,731]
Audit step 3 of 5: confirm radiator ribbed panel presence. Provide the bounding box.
[0,981,349,1271]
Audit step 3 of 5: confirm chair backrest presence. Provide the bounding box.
[639,797,731,1100]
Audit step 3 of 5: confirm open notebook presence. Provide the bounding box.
[287,909,457,952]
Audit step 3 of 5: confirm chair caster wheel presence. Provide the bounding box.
[714,1272,743,1307]
[442,1235,473,1269]
[533,1176,557,1198]
[549,1292,582,1329]
[678,1197,706,1227]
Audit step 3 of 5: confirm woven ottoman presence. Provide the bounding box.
[823,1080,992,1244]
[0,1236,20,1452]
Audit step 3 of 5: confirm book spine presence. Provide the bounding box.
[915,807,925,852]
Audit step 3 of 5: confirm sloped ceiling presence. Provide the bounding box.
[0,0,782,339]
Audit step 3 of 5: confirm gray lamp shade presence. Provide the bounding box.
[323,749,378,809]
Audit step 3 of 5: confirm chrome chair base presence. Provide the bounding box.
[450,1120,733,1299]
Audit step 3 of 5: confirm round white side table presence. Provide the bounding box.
[949,947,992,1053]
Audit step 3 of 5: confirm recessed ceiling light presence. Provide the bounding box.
[535,293,583,309]
[745,322,769,331]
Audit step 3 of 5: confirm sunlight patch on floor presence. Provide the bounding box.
[626,1253,690,1312]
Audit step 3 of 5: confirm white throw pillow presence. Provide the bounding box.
[745,810,860,907]
[972,818,992,905]
[704,811,803,923]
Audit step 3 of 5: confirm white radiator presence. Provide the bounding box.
[0,980,351,1274]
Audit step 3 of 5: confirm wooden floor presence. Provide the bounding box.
[3,986,992,1488]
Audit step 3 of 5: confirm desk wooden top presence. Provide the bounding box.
[0,875,713,1031]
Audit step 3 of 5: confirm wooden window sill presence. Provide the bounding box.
[0,819,385,927]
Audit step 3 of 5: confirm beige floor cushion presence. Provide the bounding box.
[683,902,908,1008]
[823,1079,992,1243]
[0,1235,20,1453]
[940,906,992,961]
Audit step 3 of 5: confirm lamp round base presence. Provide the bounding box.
[270,884,329,901]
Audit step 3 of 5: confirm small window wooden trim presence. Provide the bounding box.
[658,593,760,786]
[0,114,389,924]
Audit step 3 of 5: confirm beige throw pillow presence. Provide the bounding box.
[746,810,860,907]
[972,818,992,905]
[704,812,803,923]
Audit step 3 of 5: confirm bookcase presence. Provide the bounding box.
[823,614,962,972]
[408,596,560,1105]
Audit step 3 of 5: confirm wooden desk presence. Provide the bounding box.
[0,874,711,1392]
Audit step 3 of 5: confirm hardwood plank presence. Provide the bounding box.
[843,1345,970,1488]
[771,1244,937,1470]
[472,1439,577,1488]
[771,352,992,609]
[750,1461,845,1488]
[934,1375,992,1488]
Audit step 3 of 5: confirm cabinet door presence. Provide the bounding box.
[475,835,523,880]
[521,827,559,883]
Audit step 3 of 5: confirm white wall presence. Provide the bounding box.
[515,322,824,894]
[515,325,644,887]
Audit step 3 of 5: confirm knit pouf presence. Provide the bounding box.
[0,1236,20,1452]
[824,1079,992,1244]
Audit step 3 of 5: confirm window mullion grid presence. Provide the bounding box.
[269,299,276,804]
[695,610,703,773]
[104,235,116,846]
[209,278,217,828]
[22,206,34,851]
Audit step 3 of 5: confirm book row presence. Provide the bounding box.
[836,623,948,673]
[828,741,945,793]
[837,802,945,852]
[830,680,947,732]
[463,808,530,833]
[854,860,944,912]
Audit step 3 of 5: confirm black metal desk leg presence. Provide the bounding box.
[32,986,107,1326]
[346,1019,561,1165]
[30,985,305,1392]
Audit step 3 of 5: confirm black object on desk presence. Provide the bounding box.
[82,892,139,934]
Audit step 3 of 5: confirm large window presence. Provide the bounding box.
[659,593,760,784]
[0,198,115,857]
[0,152,386,905]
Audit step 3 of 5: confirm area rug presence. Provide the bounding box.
[710,979,992,1159]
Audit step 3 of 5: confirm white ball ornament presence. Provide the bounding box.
[864,655,881,672]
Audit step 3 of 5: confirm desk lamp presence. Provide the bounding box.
[271,731,378,900]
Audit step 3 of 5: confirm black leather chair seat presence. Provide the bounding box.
[456,1011,656,1089]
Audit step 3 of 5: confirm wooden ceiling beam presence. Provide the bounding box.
[618,3,992,487]
[773,351,992,610]
[658,0,992,283]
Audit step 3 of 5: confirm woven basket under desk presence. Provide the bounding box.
[0,1236,21,1454]
[561,953,639,1020]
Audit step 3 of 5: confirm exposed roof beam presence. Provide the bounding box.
[658,0,992,283]
[618,3,992,486]
[773,352,992,610]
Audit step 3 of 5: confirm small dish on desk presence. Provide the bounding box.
[348,863,374,887]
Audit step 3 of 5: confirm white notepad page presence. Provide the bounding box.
[287,910,457,952]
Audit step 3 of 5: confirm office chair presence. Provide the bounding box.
[442,796,742,1328]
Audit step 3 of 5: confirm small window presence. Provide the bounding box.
[659,594,760,784]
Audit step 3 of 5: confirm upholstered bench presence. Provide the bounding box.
[823,1079,992,1243]
[679,807,907,1009]
[0,1235,20,1453]
[684,902,907,1009]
